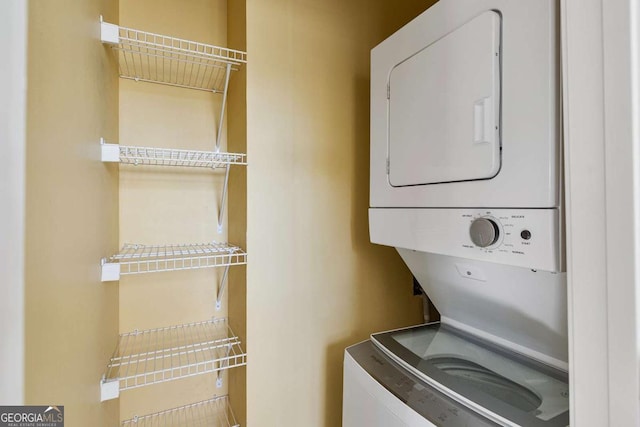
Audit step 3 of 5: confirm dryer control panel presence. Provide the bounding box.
[369,208,563,272]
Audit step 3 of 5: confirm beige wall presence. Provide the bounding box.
[117,0,236,422]
[228,0,248,425]
[23,1,435,424]
[25,0,120,426]
[245,0,436,425]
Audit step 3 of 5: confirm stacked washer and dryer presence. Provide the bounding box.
[343,1,569,426]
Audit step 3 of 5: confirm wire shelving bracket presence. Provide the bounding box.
[100,242,247,282]
[215,265,230,311]
[100,318,246,401]
[121,395,240,427]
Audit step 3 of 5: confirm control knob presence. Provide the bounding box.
[469,218,500,248]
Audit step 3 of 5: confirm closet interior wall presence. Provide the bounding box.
[228,1,248,426]
[117,0,233,421]
[25,0,120,425]
[245,0,436,425]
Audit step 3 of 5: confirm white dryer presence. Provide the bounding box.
[370,0,560,209]
[369,0,562,272]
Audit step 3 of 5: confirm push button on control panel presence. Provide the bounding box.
[520,230,532,240]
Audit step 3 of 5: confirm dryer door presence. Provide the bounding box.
[388,11,501,187]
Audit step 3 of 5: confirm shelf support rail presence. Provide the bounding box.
[216,265,231,310]
[216,344,234,388]
[214,63,232,233]
[215,63,232,152]
[217,164,231,233]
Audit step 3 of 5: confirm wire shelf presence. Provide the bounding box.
[101,20,247,93]
[101,243,247,282]
[121,396,239,427]
[101,319,246,401]
[102,142,247,168]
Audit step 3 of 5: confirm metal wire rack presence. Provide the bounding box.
[121,396,239,427]
[100,137,245,232]
[100,19,246,93]
[101,242,247,282]
[101,318,246,401]
[99,18,248,231]
[102,142,247,168]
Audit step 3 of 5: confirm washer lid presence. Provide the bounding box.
[372,323,570,427]
[388,11,501,187]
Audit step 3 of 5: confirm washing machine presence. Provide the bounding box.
[344,0,569,425]
[342,253,569,427]
[343,322,569,427]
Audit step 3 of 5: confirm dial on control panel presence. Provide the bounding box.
[469,217,500,248]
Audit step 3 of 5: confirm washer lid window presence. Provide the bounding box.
[371,323,569,427]
[388,11,502,187]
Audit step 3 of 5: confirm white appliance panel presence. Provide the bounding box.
[369,324,570,426]
[390,327,569,421]
[343,352,435,427]
[371,0,559,208]
[370,208,562,272]
[389,11,501,186]
[396,252,568,365]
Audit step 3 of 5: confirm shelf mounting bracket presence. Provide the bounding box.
[217,164,231,233]
[216,343,234,388]
[101,257,121,282]
[100,376,120,401]
[216,265,231,310]
[214,63,233,233]
[216,372,224,388]
[100,15,119,45]
[100,138,120,162]
[215,63,233,152]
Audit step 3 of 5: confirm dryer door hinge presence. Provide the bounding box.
[386,84,390,100]
[386,158,390,174]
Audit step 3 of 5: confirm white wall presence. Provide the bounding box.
[562,0,640,424]
[601,0,640,424]
[0,0,27,405]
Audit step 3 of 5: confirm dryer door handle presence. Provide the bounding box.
[473,96,493,144]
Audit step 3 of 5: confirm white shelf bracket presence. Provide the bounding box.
[216,345,232,388]
[100,138,120,162]
[217,164,231,233]
[215,63,233,152]
[100,17,119,45]
[215,265,231,310]
[216,373,224,388]
[100,376,120,401]
[101,258,121,282]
